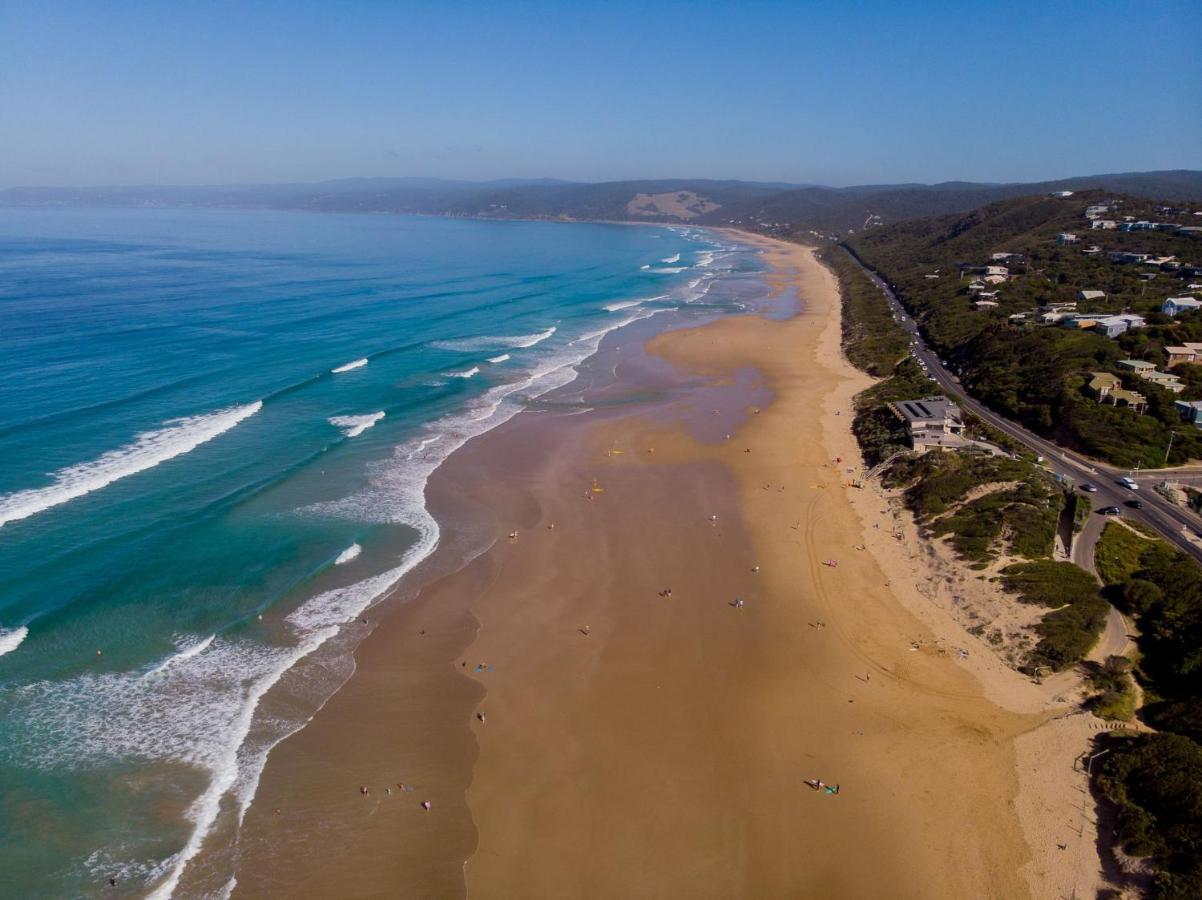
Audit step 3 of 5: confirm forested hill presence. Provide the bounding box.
[846,190,1202,467]
[5,170,1202,235]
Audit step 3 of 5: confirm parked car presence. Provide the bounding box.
[1119,477,1139,490]
[1099,506,1122,515]
[1125,499,1143,509]
[1080,483,1098,493]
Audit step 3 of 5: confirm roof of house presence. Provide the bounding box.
[1119,359,1156,370]
[891,396,961,424]
[1166,296,1202,307]
[1090,372,1120,389]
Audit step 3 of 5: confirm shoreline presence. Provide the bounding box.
[225,229,1081,897]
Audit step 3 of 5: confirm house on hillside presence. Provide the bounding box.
[1091,219,1118,230]
[1109,251,1152,264]
[1166,343,1202,366]
[889,396,965,452]
[1082,245,1103,256]
[1175,400,1202,427]
[1057,233,1079,245]
[1163,296,1202,317]
[973,299,999,309]
[1077,290,1106,302]
[1093,314,1145,338]
[1119,359,1185,394]
[1089,372,1146,413]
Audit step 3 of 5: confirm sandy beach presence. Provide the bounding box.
[225,232,1092,898]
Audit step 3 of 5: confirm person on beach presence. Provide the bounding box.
[824,784,841,795]
[582,625,591,636]
[421,800,432,811]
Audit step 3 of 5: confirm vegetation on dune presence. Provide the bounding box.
[1085,655,1139,721]
[1000,560,1108,670]
[820,246,911,375]
[1095,732,1202,898]
[885,453,1063,563]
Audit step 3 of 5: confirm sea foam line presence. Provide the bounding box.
[0,402,263,530]
[0,626,28,658]
[331,358,368,374]
[446,367,480,379]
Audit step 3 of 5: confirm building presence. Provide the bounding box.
[1119,359,1184,393]
[1082,245,1103,256]
[973,299,999,309]
[1089,372,1146,413]
[1077,290,1106,301]
[1163,296,1202,316]
[1175,400,1202,427]
[1091,219,1118,230]
[1109,251,1151,264]
[1093,314,1145,338]
[1056,233,1079,245]
[1051,191,1075,198]
[1166,342,1202,366]
[889,396,965,452]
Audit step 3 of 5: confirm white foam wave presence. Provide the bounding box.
[334,543,361,565]
[0,626,28,658]
[603,294,667,313]
[330,358,368,374]
[144,635,215,677]
[640,264,651,270]
[446,367,480,379]
[661,253,681,263]
[329,412,385,438]
[487,354,510,363]
[649,266,686,274]
[432,326,556,352]
[0,402,263,530]
[604,299,643,312]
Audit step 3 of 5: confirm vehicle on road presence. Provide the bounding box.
[1099,506,1122,515]
[1125,499,1143,509]
[1119,477,1139,490]
[1080,483,1098,493]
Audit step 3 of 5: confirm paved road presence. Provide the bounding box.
[843,249,1202,568]
[1072,514,1135,661]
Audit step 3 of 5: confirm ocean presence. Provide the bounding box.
[0,207,766,896]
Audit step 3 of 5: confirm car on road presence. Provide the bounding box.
[1125,499,1143,509]
[1119,477,1139,490]
[1099,506,1122,515]
[1080,483,1098,493]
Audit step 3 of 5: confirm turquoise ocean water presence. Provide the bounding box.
[0,207,764,896]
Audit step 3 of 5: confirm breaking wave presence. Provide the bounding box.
[0,402,263,530]
[329,412,385,438]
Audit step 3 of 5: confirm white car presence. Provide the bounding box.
[1119,477,1138,490]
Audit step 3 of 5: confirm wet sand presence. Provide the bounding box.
[230,234,1040,898]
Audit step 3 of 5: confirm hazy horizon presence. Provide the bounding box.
[2,0,1200,189]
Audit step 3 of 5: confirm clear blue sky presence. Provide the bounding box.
[2,0,1199,188]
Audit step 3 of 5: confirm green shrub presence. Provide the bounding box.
[1095,733,1202,896]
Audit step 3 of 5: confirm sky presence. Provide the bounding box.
[1,0,1199,188]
